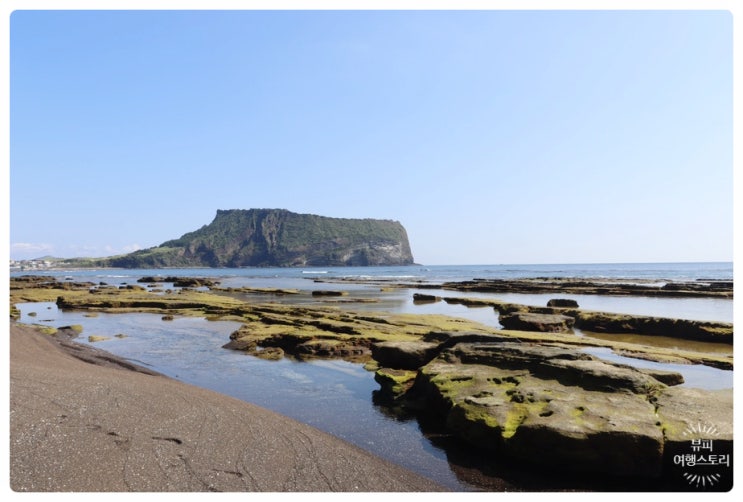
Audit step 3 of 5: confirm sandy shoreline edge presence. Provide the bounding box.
[8,322,446,492]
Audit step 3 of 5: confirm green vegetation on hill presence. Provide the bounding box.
[92,209,415,268]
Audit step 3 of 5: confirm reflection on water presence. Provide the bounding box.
[398,288,734,323]
[580,347,733,390]
[14,266,733,323]
[14,303,472,490]
[216,283,733,323]
[577,329,733,355]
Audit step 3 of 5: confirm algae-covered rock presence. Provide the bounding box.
[574,311,733,344]
[137,276,220,288]
[253,347,285,360]
[635,367,685,386]
[295,340,370,360]
[222,338,258,352]
[374,368,418,399]
[436,293,733,345]
[654,386,733,490]
[122,284,146,291]
[500,387,664,477]
[498,312,575,333]
[413,293,440,303]
[88,335,110,343]
[411,342,683,477]
[547,298,580,308]
[311,290,347,297]
[420,331,515,350]
[655,386,733,445]
[371,341,441,370]
[440,277,732,299]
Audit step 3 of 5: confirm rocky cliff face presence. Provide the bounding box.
[105,209,415,268]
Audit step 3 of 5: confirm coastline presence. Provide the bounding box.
[8,267,733,492]
[8,322,446,492]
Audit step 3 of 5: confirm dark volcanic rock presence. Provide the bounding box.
[295,340,370,359]
[374,368,418,399]
[636,368,685,386]
[253,347,285,360]
[363,333,722,481]
[435,292,732,344]
[409,341,693,478]
[413,293,440,303]
[499,312,575,333]
[444,342,672,394]
[137,276,219,288]
[547,298,579,308]
[574,311,733,344]
[440,277,733,299]
[371,341,442,370]
[311,290,347,297]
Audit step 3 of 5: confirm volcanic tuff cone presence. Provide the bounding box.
[100,209,415,268]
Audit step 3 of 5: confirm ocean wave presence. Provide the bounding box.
[339,274,420,280]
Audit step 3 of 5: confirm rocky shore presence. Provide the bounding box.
[433,294,733,346]
[371,333,732,483]
[9,274,734,491]
[317,275,734,299]
[439,277,733,298]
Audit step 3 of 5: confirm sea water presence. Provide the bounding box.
[11,262,734,490]
[15,262,733,322]
[14,261,734,283]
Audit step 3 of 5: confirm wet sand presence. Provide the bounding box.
[9,323,445,492]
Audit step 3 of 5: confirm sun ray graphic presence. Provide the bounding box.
[683,422,720,437]
[683,472,720,487]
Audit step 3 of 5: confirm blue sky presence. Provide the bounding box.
[7,8,734,265]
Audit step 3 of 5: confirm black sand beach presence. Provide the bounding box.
[9,322,445,492]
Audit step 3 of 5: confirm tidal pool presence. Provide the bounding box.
[14,292,733,491]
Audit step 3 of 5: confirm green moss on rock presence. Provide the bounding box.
[374,367,418,398]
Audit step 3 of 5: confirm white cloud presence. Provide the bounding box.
[101,243,143,256]
[64,243,143,258]
[10,243,145,260]
[10,242,55,259]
